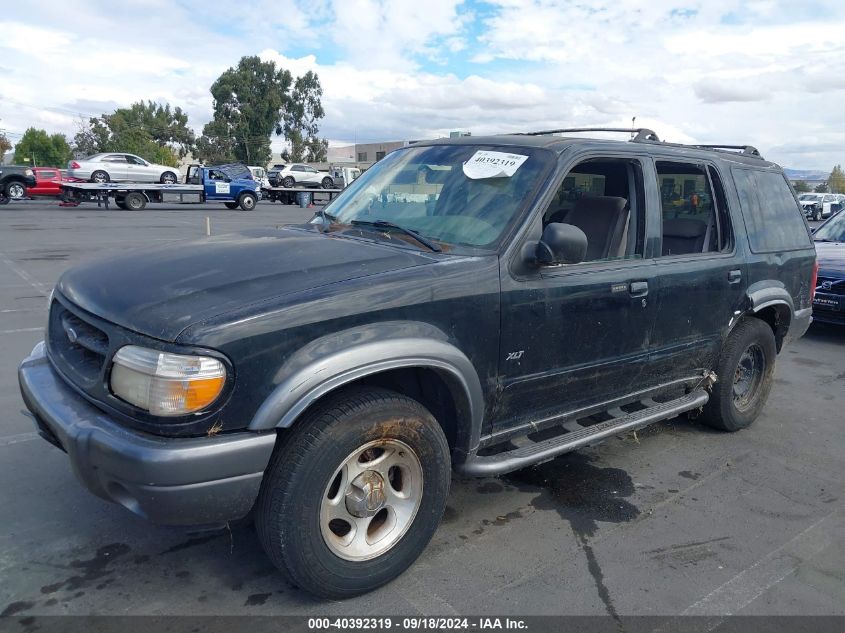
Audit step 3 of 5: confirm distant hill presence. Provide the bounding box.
[783,168,827,181]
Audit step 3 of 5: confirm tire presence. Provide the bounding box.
[256,387,451,599]
[7,182,26,200]
[701,317,777,432]
[321,177,334,189]
[814,209,822,221]
[123,191,146,211]
[160,171,178,184]
[238,192,257,211]
[224,201,239,210]
[115,200,128,210]
[282,176,295,188]
[91,170,109,184]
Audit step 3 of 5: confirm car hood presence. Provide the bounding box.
[815,241,845,277]
[799,200,819,206]
[57,227,435,341]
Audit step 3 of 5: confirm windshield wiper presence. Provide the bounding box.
[350,219,442,252]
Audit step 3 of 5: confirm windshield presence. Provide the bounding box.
[814,212,845,241]
[799,194,821,201]
[322,144,554,248]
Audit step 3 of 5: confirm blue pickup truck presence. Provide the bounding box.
[60,163,260,211]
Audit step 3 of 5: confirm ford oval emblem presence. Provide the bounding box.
[66,327,78,343]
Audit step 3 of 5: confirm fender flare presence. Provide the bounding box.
[745,280,794,319]
[247,322,485,454]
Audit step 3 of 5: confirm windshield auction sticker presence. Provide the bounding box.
[462,150,529,179]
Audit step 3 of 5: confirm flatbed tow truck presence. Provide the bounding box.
[261,184,343,205]
[59,163,259,211]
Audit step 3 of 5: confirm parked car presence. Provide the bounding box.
[247,165,268,188]
[798,192,836,221]
[67,153,181,184]
[811,211,845,325]
[0,165,36,203]
[24,167,65,198]
[19,129,816,599]
[268,163,334,188]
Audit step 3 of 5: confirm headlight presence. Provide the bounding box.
[110,345,226,416]
[25,169,34,177]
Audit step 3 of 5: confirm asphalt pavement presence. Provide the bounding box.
[0,199,842,618]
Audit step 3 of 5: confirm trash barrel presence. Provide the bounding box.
[297,191,311,208]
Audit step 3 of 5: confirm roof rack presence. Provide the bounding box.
[517,128,766,160]
[685,144,761,157]
[520,127,661,142]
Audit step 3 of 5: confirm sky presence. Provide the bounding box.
[1,0,844,170]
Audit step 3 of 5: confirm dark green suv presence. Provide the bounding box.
[19,128,817,598]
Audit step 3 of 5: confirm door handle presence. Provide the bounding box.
[728,269,742,284]
[629,281,649,297]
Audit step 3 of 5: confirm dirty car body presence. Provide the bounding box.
[19,130,816,596]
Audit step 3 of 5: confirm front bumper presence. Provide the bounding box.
[18,343,277,526]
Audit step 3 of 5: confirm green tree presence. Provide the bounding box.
[792,180,810,193]
[814,182,829,193]
[827,165,845,193]
[13,128,72,167]
[72,101,194,166]
[194,119,236,164]
[198,56,293,166]
[281,70,327,162]
[0,132,11,162]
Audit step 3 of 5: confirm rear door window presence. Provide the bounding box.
[732,169,812,252]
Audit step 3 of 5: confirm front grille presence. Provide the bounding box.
[48,300,109,387]
[817,276,845,296]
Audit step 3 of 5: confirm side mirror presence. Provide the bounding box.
[535,223,588,265]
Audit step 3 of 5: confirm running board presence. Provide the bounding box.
[456,389,709,477]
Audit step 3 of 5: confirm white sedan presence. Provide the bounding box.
[67,153,181,184]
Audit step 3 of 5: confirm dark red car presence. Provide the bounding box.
[26,167,65,197]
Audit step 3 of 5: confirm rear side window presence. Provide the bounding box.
[733,169,812,253]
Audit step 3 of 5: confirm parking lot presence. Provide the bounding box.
[0,200,843,618]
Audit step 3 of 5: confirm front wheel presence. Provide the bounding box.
[256,387,451,599]
[238,192,257,211]
[701,317,776,431]
[7,182,26,200]
[321,177,334,189]
[814,209,822,221]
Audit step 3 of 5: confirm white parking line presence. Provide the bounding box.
[0,327,43,335]
[0,432,39,447]
[681,509,841,616]
[0,251,50,296]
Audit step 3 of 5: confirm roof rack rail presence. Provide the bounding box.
[520,127,661,142]
[686,144,761,157]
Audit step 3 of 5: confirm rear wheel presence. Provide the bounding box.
[224,201,239,210]
[256,387,451,599]
[238,192,257,211]
[160,171,178,184]
[701,317,776,431]
[91,170,109,184]
[123,191,146,211]
[7,182,26,200]
[282,176,295,188]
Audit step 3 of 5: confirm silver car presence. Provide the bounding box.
[67,153,181,184]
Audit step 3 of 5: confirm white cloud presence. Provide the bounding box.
[1,0,845,169]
